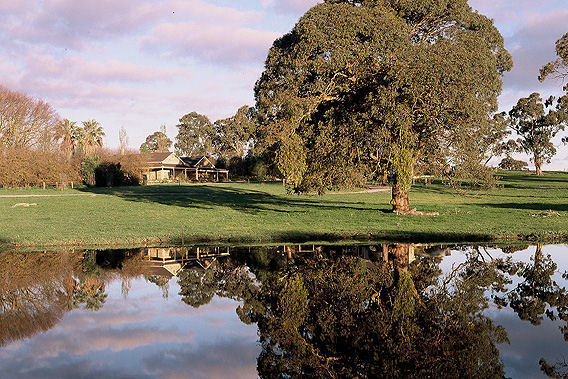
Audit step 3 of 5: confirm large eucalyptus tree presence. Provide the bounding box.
[507,93,567,176]
[255,0,512,213]
[175,112,215,157]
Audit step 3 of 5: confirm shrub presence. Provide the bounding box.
[88,149,143,187]
[81,156,99,186]
[499,157,528,171]
[0,147,80,188]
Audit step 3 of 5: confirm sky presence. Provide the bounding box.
[1,277,260,378]
[1,0,567,169]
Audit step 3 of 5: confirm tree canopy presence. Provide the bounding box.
[140,125,172,153]
[254,0,512,212]
[175,112,215,157]
[507,93,567,176]
[213,105,255,160]
[0,85,60,150]
[80,119,105,156]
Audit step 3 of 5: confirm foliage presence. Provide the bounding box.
[140,125,172,153]
[507,93,568,176]
[275,133,307,188]
[539,32,568,88]
[80,119,105,156]
[254,0,512,211]
[0,85,60,150]
[393,147,414,192]
[81,150,142,187]
[213,105,255,160]
[94,151,142,187]
[175,112,215,157]
[57,119,80,157]
[0,147,80,188]
[95,162,125,187]
[499,157,528,171]
[81,155,99,186]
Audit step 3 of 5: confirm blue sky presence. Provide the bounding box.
[1,0,567,168]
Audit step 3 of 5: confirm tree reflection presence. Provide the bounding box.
[503,244,568,338]
[2,243,568,377]
[249,245,512,378]
[0,250,82,346]
[176,244,511,378]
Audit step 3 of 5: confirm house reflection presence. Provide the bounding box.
[2,244,567,378]
[144,246,231,276]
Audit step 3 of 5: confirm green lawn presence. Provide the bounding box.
[1,171,567,248]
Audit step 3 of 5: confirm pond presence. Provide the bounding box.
[1,244,568,378]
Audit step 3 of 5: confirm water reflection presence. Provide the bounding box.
[1,244,568,378]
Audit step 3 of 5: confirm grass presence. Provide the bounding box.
[1,170,567,248]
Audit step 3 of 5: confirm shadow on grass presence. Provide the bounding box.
[482,202,568,212]
[79,184,388,215]
[499,172,568,190]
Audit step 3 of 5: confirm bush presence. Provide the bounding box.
[87,149,143,187]
[81,156,99,186]
[499,157,528,171]
[0,147,80,188]
[94,162,124,187]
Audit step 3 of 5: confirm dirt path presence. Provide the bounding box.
[326,185,391,195]
[0,194,97,198]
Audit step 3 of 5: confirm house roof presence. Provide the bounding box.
[180,156,215,168]
[142,152,176,165]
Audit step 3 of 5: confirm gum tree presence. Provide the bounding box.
[175,112,215,157]
[539,32,568,86]
[507,93,567,176]
[539,32,568,147]
[140,125,172,153]
[254,0,512,213]
[213,105,255,160]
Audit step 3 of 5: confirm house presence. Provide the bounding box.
[141,152,185,182]
[141,152,229,183]
[179,156,229,181]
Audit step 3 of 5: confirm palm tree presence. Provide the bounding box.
[57,119,79,157]
[81,119,105,156]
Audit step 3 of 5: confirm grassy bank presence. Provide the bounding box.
[1,171,567,248]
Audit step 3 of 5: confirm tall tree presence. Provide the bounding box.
[539,32,568,146]
[214,105,255,160]
[175,112,215,157]
[119,126,129,155]
[507,93,567,176]
[0,85,60,150]
[81,119,105,156]
[56,118,79,157]
[140,124,172,153]
[254,0,512,213]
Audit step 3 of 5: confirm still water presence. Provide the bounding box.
[1,244,568,378]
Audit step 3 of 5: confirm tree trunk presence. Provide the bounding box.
[382,171,388,185]
[392,244,411,272]
[535,158,543,176]
[391,183,410,213]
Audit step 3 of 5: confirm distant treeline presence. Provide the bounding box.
[0,85,143,188]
